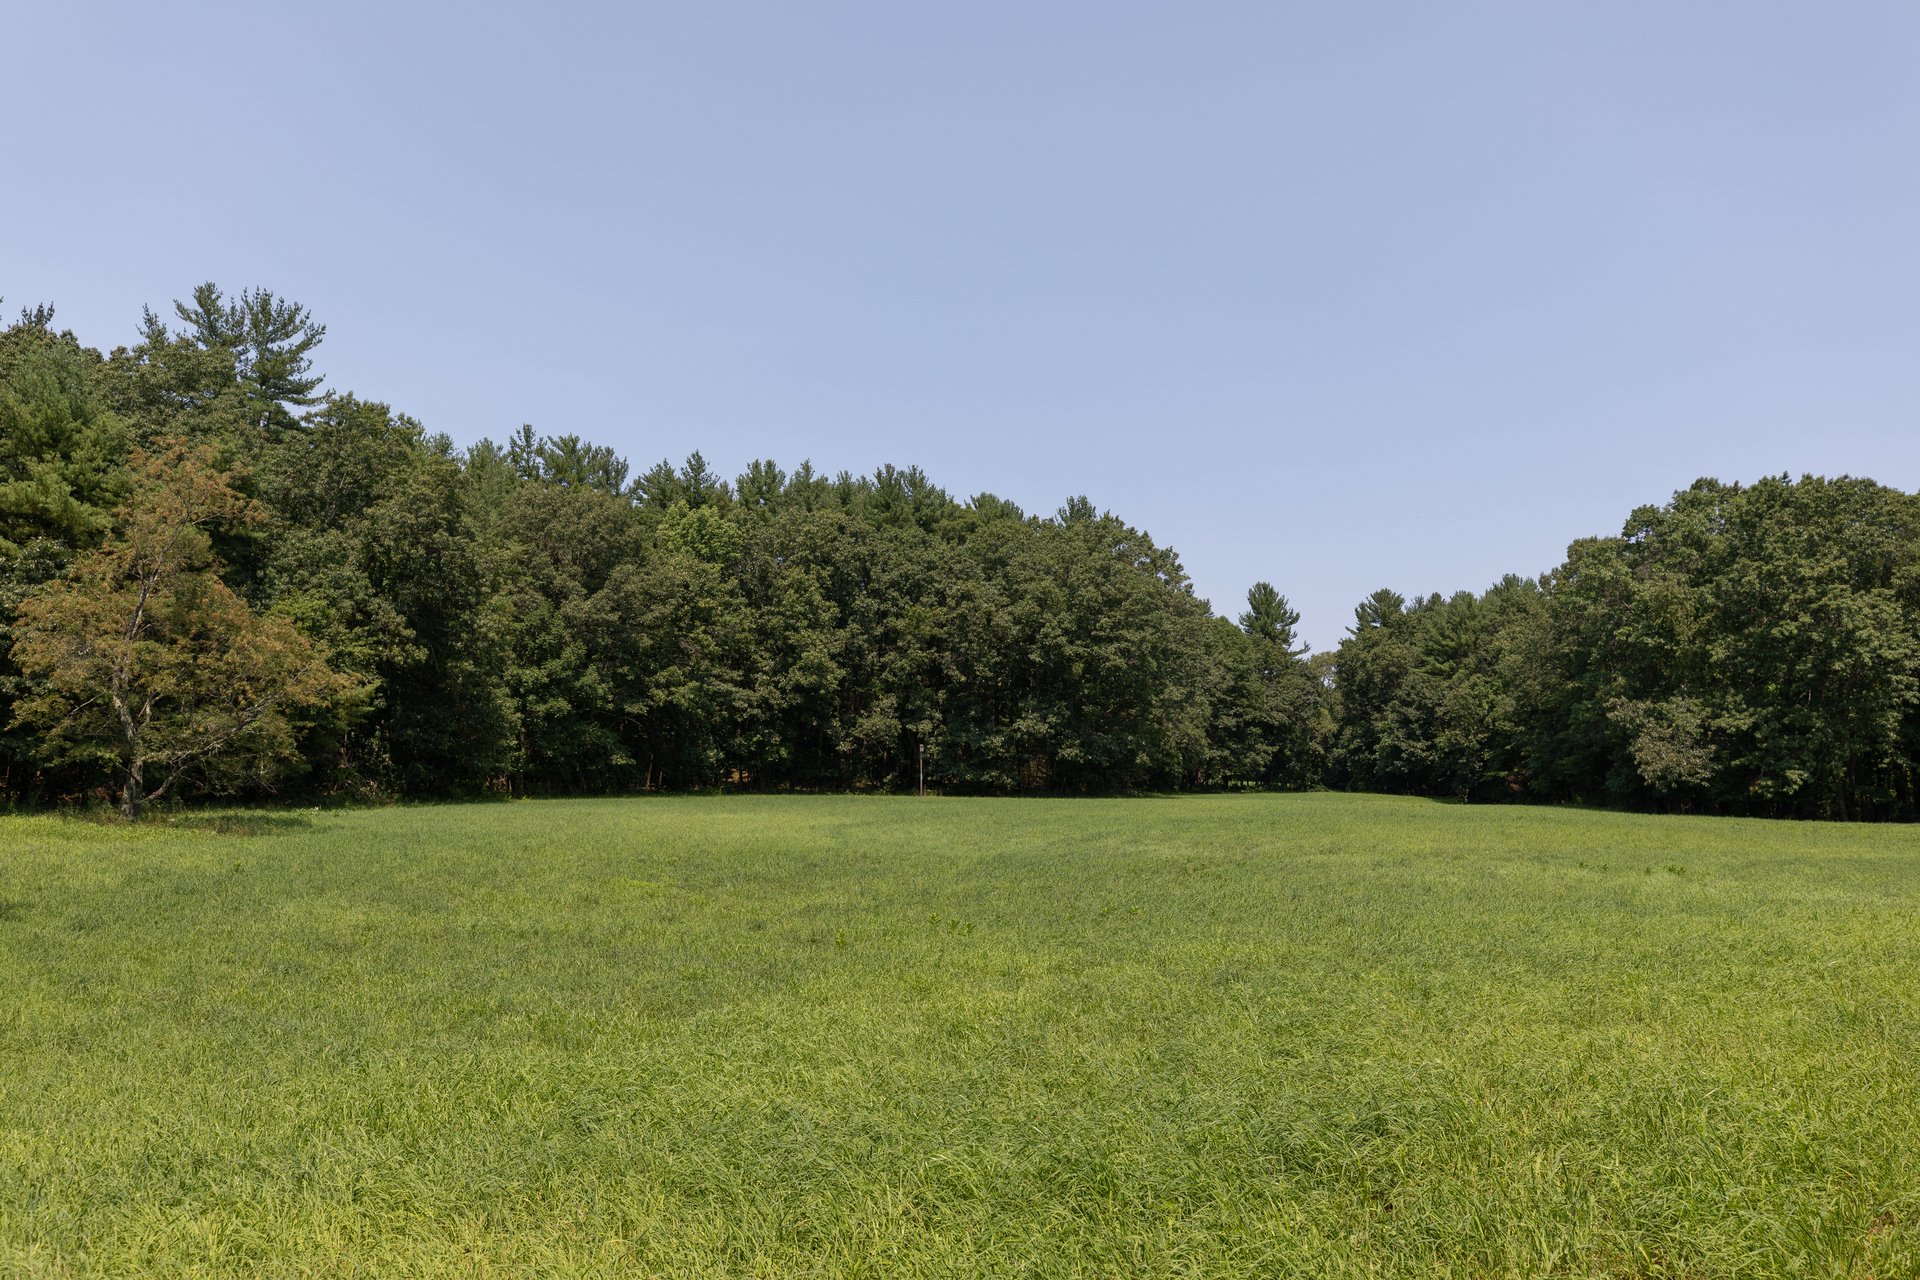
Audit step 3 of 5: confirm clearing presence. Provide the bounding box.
[1,793,1916,1276]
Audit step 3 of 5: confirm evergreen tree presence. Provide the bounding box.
[157,283,326,431]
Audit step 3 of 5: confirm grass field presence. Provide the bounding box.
[2,794,1918,1277]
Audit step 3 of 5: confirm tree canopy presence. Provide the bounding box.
[10,442,358,815]
[2,289,1916,818]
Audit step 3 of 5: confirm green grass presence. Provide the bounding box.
[2,794,1918,1277]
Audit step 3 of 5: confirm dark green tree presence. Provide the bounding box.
[156,283,326,431]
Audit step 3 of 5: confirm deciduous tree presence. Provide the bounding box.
[10,443,357,816]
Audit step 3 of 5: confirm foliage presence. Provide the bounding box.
[8,444,359,815]
[153,282,327,431]
[0,315,130,793]
[3,289,1918,817]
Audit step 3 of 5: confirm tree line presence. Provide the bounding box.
[3,287,1915,818]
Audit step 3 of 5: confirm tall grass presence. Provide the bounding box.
[1,794,1916,1276]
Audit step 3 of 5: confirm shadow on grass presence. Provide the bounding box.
[163,812,317,837]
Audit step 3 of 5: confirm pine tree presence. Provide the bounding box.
[157,283,327,431]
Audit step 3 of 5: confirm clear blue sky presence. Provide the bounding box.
[7,2,1917,650]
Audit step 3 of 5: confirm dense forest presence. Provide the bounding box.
[3,288,1917,819]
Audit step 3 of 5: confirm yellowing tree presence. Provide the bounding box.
[11,442,357,817]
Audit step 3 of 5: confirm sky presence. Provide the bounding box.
[6,1,1917,650]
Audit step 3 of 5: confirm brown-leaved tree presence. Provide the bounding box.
[10,442,358,816]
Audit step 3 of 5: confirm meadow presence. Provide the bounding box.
[1,793,1917,1277]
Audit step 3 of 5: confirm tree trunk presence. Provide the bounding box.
[120,759,143,820]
